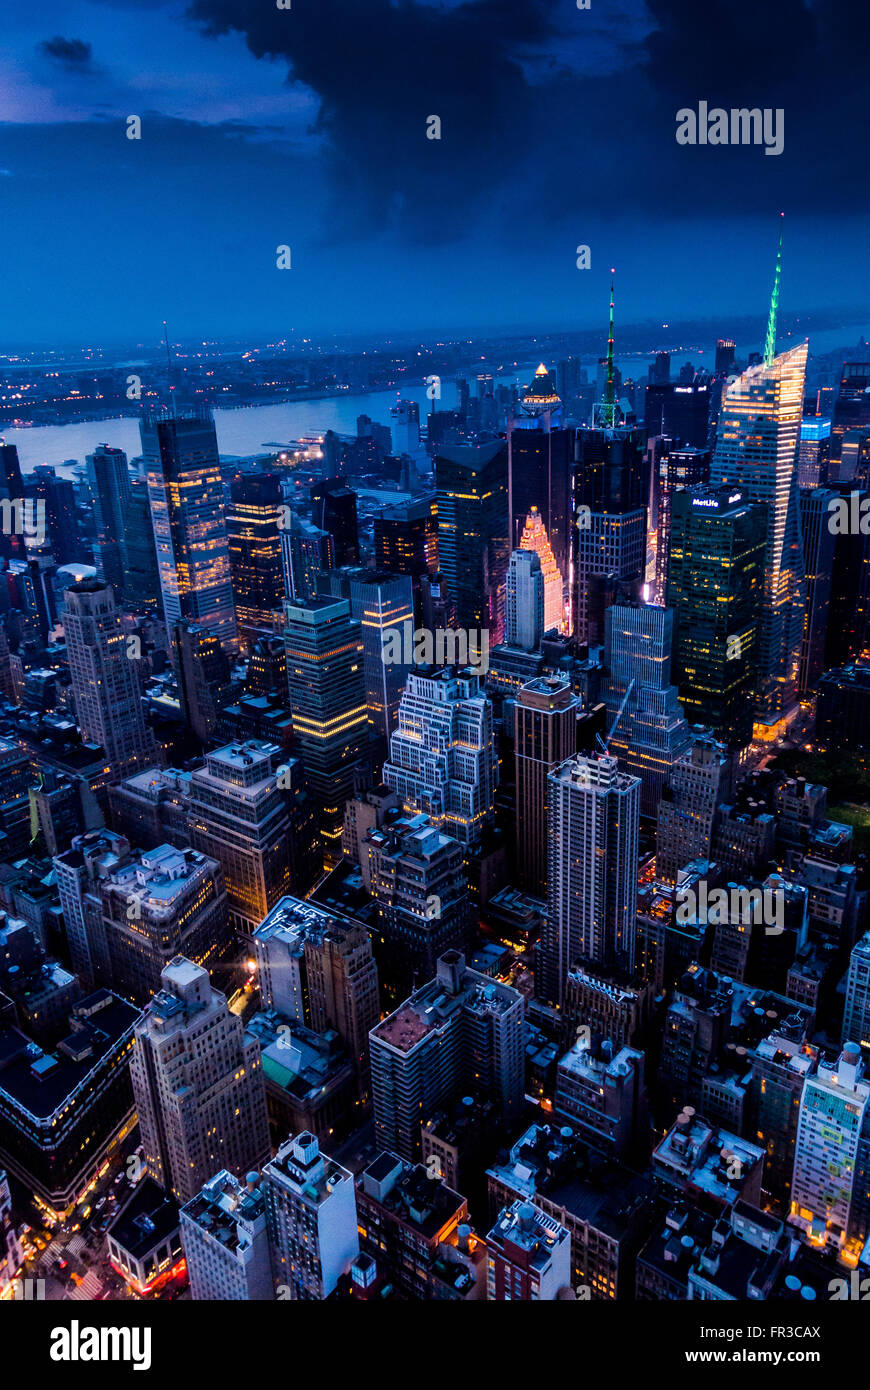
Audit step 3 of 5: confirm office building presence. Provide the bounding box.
[508,378,573,609]
[572,426,647,644]
[263,1131,358,1299]
[797,417,831,489]
[100,844,232,1005]
[798,487,837,693]
[435,439,509,643]
[709,342,808,723]
[283,597,369,864]
[310,480,359,567]
[374,496,438,588]
[604,599,692,817]
[53,829,133,988]
[180,1169,273,1301]
[749,1034,819,1208]
[514,676,579,896]
[130,957,270,1204]
[86,444,131,597]
[279,512,333,605]
[652,445,710,604]
[187,740,301,939]
[253,895,379,1099]
[123,478,161,613]
[518,507,562,636]
[141,407,238,651]
[370,950,524,1161]
[666,485,766,748]
[320,568,415,745]
[554,1036,648,1161]
[505,548,544,653]
[174,619,235,746]
[644,380,712,447]
[540,753,640,1005]
[365,813,470,1006]
[384,666,497,848]
[63,579,158,781]
[226,472,285,649]
[656,733,730,884]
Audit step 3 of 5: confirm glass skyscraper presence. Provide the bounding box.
[709,342,808,724]
[141,407,238,653]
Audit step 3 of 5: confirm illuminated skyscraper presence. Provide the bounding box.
[140,407,238,652]
[319,568,415,746]
[519,507,562,633]
[508,367,573,611]
[505,549,544,653]
[63,579,157,782]
[666,486,766,749]
[226,472,285,650]
[541,752,640,1006]
[572,425,647,644]
[283,596,369,864]
[710,341,808,723]
[383,667,497,848]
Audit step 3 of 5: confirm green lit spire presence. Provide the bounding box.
[602,269,616,427]
[763,214,784,367]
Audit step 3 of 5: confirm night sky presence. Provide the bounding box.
[1,0,867,346]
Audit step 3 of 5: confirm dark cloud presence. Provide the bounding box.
[37,36,95,70]
[185,0,870,240]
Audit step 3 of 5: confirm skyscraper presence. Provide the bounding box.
[843,932,870,1052]
[365,813,470,1006]
[514,676,579,897]
[131,956,270,1204]
[187,740,303,940]
[63,579,157,782]
[798,487,837,694]
[436,440,509,644]
[603,599,692,818]
[666,486,766,749]
[505,549,544,653]
[226,472,285,650]
[710,341,808,723]
[507,368,573,609]
[655,732,731,885]
[572,425,647,644]
[99,843,232,1004]
[86,444,131,597]
[283,596,369,863]
[279,512,334,604]
[310,480,359,567]
[519,507,562,633]
[383,667,497,847]
[541,753,640,1005]
[790,1045,870,1255]
[652,445,710,605]
[319,568,415,747]
[262,1131,358,1300]
[141,408,238,651]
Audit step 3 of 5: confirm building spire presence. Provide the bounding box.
[763,215,784,367]
[602,269,617,427]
